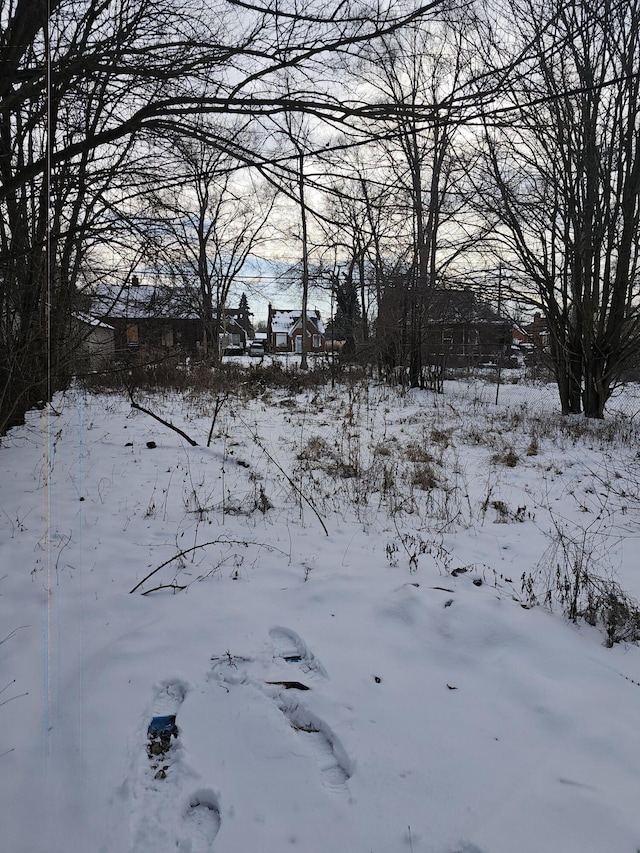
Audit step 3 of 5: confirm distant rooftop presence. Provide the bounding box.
[269,307,325,335]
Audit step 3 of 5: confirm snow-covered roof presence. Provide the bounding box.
[75,311,114,330]
[270,308,325,336]
[91,283,200,320]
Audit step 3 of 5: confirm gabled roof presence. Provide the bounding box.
[424,289,508,325]
[92,283,248,323]
[269,308,325,336]
[92,283,200,320]
[75,311,114,330]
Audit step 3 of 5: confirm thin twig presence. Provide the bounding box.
[129,538,287,594]
[0,626,29,646]
[141,583,187,595]
[0,692,28,709]
[207,392,230,447]
[235,412,329,536]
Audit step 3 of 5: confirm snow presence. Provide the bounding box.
[75,311,115,330]
[2,371,640,853]
[92,282,200,320]
[269,308,326,336]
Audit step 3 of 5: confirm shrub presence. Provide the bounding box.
[491,448,519,467]
[522,520,640,646]
[411,463,439,490]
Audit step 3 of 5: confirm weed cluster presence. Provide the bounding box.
[522,518,640,646]
[85,361,640,649]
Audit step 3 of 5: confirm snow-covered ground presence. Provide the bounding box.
[2,368,640,853]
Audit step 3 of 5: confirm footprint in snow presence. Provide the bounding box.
[209,628,327,687]
[131,680,222,853]
[130,680,189,850]
[276,694,353,793]
[177,789,221,853]
[151,678,188,715]
[146,679,188,778]
[266,629,353,791]
[210,630,352,793]
[269,626,328,681]
[209,653,254,687]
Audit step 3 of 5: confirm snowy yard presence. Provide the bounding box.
[2,367,640,853]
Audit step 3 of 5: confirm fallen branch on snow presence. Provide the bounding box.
[129,538,288,594]
[128,392,198,446]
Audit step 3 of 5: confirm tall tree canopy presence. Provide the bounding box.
[477,0,640,417]
[0,0,445,433]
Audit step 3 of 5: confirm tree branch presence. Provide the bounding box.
[128,393,199,446]
[129,538,287,593]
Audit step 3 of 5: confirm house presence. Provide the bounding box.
[512,313,549,349]
[423,289,512,364]
[218,301,253,354]
[377,285,512,368]
[267,305,326,354]
[91,278,251,357]
[91,279,200,356]
[74,313,115,370]
[217,313,249,354]
[510,311,551,369]
[512,322,530,347]
[527,312,549,347]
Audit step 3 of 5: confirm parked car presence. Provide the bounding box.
[248,341,266,357]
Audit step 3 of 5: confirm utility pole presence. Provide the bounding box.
[299,150,309,370]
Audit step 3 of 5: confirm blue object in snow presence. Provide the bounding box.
[148,715,178,739]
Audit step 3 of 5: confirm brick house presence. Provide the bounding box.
[267,305,326,354]
[377,285,512,368]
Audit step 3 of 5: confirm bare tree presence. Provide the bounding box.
[316,155,377,356]
[1,0,449,433]
[356,19,484,382]
[148,126,277,361]
[478,0,640,417]
[296,145,311,371]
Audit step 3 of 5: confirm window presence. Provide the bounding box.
[161,326,174,347]
[275,332,287,348]
[126,323,139,346]
[312,334,321,349]
[295,335,303,353]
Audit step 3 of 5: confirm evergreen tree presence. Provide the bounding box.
[237,292,252,333]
